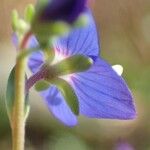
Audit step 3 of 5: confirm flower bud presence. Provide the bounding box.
[36,0,87,23]
[31,0,87,46]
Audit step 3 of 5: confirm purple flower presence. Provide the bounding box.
[115,142,134,150]
[38,0,87,23]
[27,10,136,126]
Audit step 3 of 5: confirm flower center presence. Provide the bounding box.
[52,49,73,82]
[51,49,67,65]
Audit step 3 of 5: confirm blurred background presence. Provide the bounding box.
[0,0,150,149]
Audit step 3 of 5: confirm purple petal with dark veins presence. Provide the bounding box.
[28,10,99,73]
[69,58,136,119]
[27,36,44,73]
[27,37,78,126]
[40,85,78,126]
[55,9,99,56]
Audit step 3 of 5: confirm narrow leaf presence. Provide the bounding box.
[6,67,15,116]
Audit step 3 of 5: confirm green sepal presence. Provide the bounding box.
[43,46,55,63]
[11,9,19,31]
[24,4,35,23]
[48,78,79,115]
[73,14,88,28]
[49,22,70,36]
[32,0,71,46]
[34,80,50,91]
[32,21,71,46]
[53,55,93,76]
[11,9,29,34]
[6,66,30,120]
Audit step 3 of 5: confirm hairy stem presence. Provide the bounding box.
[12,58,26,150]
[11,31,31,150]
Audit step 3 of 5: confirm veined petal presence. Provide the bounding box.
[27,37,78,126]
[70,58,136,119]
[40,85,78,126]
[55,9,99,56]
[27,36,44,73]
[28,9,99,73]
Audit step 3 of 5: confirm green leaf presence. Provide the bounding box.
[49,78,79,115]
[6,67,15,116]
[6,66,30,120]
[53,55,93,76]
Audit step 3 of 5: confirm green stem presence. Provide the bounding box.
[12,58,26,150]
[11,31,31,150]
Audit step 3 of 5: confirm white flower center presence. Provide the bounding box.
[52,49,67,65]
[52,49,73,82]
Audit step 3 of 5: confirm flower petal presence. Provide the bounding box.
[27,36,44,73]
[55,9,99,56]
[12,33,18,48]
[40,85,78,126]
[116,142,134,150]
[70,58,136,119]
[27,9,99,73]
